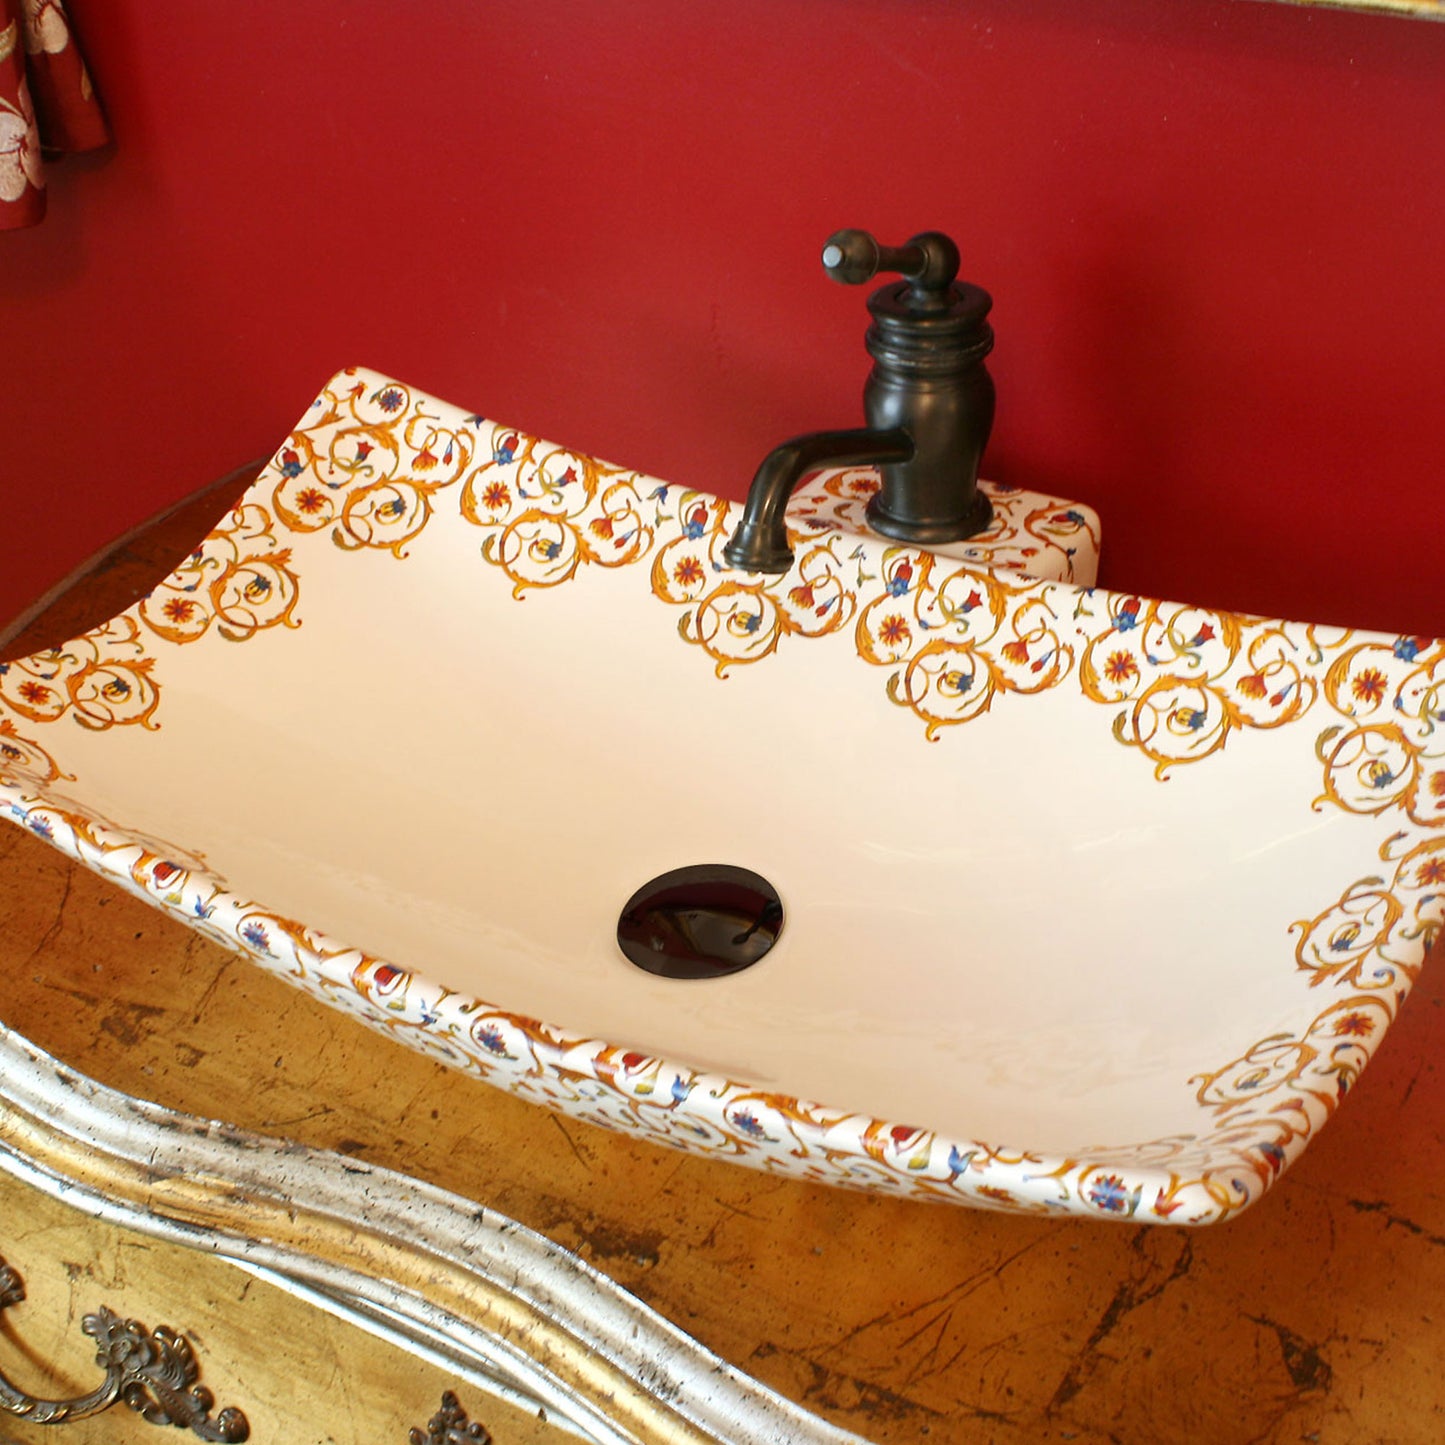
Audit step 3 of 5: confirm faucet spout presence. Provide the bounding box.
[726,229,995,576]
[721,426,913,574]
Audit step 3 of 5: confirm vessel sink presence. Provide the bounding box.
[2,368,1439,1225]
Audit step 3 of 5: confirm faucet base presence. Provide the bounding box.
[864,486,993,548]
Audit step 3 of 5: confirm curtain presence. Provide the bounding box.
[1,0,107,229]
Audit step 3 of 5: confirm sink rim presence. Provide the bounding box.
[1,364,1438,1227]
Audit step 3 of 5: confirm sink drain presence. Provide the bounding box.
[616,865,784,980]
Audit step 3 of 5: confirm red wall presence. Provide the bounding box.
[6,0,1443,636]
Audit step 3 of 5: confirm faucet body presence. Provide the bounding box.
[724,230,995,575]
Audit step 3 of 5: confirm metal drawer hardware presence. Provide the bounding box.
[409,1390,494,1444]
[0,1253,249,1440]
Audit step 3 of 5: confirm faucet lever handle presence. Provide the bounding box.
[821,228,961,298]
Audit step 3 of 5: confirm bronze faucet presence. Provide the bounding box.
[723,229,995,574]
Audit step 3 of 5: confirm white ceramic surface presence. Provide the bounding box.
[2,367,1439,1225]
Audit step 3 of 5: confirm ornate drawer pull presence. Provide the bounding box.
[409,1390,493,1443]
[0,1254,248,1440]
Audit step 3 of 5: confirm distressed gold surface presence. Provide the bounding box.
[3,486,1445,1442]
[0,1170,568,1444]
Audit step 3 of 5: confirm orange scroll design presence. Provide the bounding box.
[271,376,475,557]
[1078,596,1349,779]
[650,492,857,676]
[460,425,652,595]
[855,549,1073,739]
[0,616,160,732]
[1314,636,1445,828]
[139,503,300,645]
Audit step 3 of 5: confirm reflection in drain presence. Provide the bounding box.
[617,865,784,980]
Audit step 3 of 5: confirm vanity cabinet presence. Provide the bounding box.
[0,1170,560,1444]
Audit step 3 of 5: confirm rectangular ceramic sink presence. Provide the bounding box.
[2,368,1439,1225]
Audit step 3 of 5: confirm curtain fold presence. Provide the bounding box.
[1,0,107,230]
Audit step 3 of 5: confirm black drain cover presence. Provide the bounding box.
[617,864,784,980]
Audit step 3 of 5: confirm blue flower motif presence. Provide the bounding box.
[1086,1174,1134,1213]
[741,612,762,633]
[1394,637,1421,662]
[241,922,272,954]
[27,816,53,840]
[540,540,562,560]
[730,1109,768,1139]
[495,443,516,465]
[1178,708,1206,731]
[944,670,974,694]
[670,1075,695,1105]
[374,387,405,413]
[475,1024,510,1056]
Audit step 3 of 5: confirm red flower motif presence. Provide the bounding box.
[1236,672,1268,699]
[162,597,197,622]
[413,446,438,471]
[1332,1012,1374,1038]
[481,481,510,512]
[673,556,705,588]
[17,681,53,705]
[1104,650,1137,685]
[877,614,909,647]
[1002,640,1030,665]
[294,487,327,515]
[1352,668,1389,706]
[589,515,615,539]
[1416,858,1445,887]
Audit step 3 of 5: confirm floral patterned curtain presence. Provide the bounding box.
[0,0,106,229]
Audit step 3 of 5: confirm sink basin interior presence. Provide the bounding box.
[61,556,1366,1158]
[4,366,1439,1223]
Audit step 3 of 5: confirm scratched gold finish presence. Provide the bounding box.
[3,485,1445,1442]
[0,1173,566,1445]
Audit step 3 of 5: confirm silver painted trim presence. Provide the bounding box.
[0,1021,868,1445]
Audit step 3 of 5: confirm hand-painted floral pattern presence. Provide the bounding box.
[854,549,1073,739]
[459,424,653,594]
[649,492,857,674]
[1314,637,1445,827]
[0,716,64,786]
[0,616,159,731]
[1078,597,1352,779]
[274,378,476,556]
[789,468,1101,586]
[139,503,301,644]
[3,365,1442,1228]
